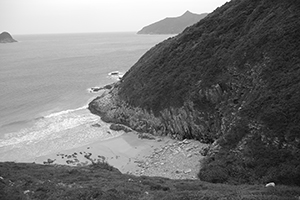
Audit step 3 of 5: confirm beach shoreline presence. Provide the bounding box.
[32,79,208,180]
[34,129,207,179]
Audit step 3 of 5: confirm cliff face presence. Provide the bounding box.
[137,11,208,34]
[111,0,300,185]
[0,32,17,43]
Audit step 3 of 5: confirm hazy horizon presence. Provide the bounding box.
[1,0,229,35]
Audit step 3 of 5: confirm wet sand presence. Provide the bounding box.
[34,130,207,179]
[34,132,171,174]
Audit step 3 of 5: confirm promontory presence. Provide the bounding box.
[137,11,208,35]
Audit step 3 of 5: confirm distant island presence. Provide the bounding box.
[0,32,17,43]
[137,11,208,34]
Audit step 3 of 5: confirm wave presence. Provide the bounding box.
[0,103,124,161]
[44,105,87,118]
[0,105,95,147]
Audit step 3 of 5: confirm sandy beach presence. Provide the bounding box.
[35,130,207,180]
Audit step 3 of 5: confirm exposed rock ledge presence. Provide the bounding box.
[88,82,120,123]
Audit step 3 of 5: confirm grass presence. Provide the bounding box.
[1,162,300,200]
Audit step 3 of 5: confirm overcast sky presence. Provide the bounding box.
[1,0,229,35]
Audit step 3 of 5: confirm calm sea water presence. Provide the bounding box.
[0,32,171,161]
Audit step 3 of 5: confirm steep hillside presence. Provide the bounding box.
[137,11,208,34]
[0,32,17,43]
[94,0,300,185]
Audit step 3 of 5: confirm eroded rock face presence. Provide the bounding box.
[0,32,17,43]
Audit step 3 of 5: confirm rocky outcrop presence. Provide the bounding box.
[137,11,207,34]
[131,138,208,179]
[0,32,17,43]
[109,123,132,133]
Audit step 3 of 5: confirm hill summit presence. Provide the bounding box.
[137,11,208,34]
[0,32,17,43]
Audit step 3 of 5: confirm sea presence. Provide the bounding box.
[0,32,172,162]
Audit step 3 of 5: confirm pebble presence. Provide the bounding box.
[183,139,189,144]
[186,147,193,151]
[265,182,275,187]
[24,190,30,194]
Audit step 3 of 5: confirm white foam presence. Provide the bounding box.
[0,106,97,147]
[0,108,125,161]
[44,105,87,118]
[108,71,124,80]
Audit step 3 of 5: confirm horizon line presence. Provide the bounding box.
[11,31,141,36]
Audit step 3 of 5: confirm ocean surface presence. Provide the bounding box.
[0,32,172,161]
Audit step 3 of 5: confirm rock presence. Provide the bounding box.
[199,146,210,156]
[109,123,132,132]
[91,123,101,127]
[187,154,192,158]
[185,147,193,151]
[43,158,56,165]
[138,133,156,140]
[104,84,114,90]
[0,32,17,43]
[183,139,189,144]
[23,190,30,194]
[184,169,192,174]
[265,182,275,187]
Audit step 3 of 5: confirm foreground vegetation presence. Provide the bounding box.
[89,0,300,186]
[1,162,300,200]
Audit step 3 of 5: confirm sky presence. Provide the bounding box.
[0,0,230,35]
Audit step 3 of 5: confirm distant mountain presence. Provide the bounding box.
[0,32,17,43]
[137,11,208,34]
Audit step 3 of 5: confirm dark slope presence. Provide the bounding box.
[120,0,300,111]
[0,32,17,43]
[1,162,300,200]
[116,0,300,185]
[137,11,208,34]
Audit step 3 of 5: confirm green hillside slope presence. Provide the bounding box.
[111,0,300,185]
[2,162,300,200]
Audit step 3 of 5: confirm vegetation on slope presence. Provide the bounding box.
[1,162,300,200]
[99,0,300,185]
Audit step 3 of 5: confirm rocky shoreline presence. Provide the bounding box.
[88,82,120,122]
[86,81,209,179]
[128,138,207,179]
